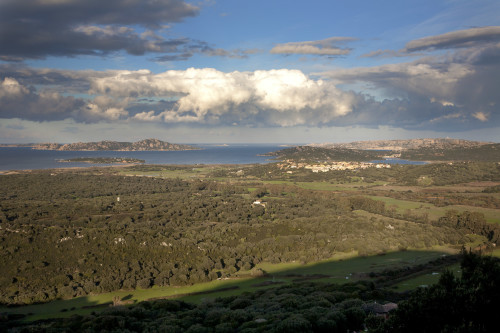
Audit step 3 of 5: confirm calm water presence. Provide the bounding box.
[0,145,285,171]
[0,145,427,171]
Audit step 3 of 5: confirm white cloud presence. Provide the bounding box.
[84,103,128,121]
[0,77,29,98]
[74,25,134,36]
[270,37,355,56]
[133,110,163,122]
[90,68,355,126]
[320,61,473,103]
[473,112,489,122]
[430,98,455,106]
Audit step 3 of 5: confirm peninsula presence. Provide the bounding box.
[31,138,199,151]
[58,157,145,164]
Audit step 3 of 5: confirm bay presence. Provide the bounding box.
[0,144,285,171]
[370,158,427,165]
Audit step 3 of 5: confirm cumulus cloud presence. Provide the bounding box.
[0,67,357,126]
[92,68,355,126]
[0,77,86,121]
[0,77,29,98]
[323,61,473,101]
[0,0,248,61]
[83,104,128,122]
[0,76,131,122]
[270,37,356,56]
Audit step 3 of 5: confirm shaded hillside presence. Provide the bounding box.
[32,138,198,151]
[5,253,498,333]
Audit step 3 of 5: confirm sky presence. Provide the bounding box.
[1,0,500,144]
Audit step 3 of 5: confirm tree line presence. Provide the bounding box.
[4,251,498,332]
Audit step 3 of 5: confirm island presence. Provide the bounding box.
[31,138,199,151]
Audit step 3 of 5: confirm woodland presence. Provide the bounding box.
[4,251,498,332]
[1,160,500,331]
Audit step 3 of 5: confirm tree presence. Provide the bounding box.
[382,251,500,332]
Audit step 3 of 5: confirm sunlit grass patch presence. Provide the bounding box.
[4,248,459,322]
[392,263,461,292]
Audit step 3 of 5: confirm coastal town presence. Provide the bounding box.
[277,160,392,173]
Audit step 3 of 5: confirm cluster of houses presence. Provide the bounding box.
[277,160,392,173]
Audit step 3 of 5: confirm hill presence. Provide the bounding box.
[400,143,500,162]
[264,146,385,162]
[309,138,491,150]
[31,139,198,151]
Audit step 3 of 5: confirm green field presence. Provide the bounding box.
[369,195,500,224]
[392,263,461,292]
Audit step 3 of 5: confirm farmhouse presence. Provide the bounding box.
[252,200,267,207]
[363,302,398,319]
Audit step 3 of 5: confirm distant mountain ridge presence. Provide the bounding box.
[31,139,198,151]
[309,138,491,150]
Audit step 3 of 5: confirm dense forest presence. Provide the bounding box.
[0,169,479,306]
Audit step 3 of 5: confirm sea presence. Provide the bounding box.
[0,144,284,171]
[0,145,426,171]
